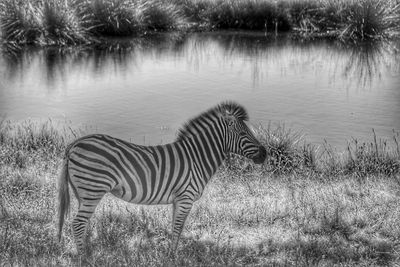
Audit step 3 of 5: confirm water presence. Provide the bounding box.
[0,32,399,148]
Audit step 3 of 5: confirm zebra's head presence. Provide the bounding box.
[219,102,266,164]
[176,101,267,164]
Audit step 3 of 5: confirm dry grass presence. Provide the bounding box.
[1,120,399,266]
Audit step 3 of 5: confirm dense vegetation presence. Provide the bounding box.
[1,120,399,265]
[0,0,399,46]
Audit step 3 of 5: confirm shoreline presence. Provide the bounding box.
[1,120,398,177]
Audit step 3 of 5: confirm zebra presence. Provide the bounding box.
[58,101,267,254]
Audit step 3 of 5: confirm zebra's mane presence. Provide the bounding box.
[176,101,248,141]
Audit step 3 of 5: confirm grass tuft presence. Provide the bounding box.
[339,0,400,40]
[0,0,42,44]
[41,0,89,45]
[257,123,317,174]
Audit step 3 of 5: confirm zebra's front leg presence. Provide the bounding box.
[171,196,194,253]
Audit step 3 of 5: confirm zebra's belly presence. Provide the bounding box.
[110,185,175,205]
[135,192,176,205]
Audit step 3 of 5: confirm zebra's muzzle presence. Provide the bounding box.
[252,146,267,164]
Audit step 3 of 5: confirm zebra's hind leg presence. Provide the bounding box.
[171,196,194,253]
[72,197,103,255]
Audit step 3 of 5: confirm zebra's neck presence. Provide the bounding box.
[176,132,226,181]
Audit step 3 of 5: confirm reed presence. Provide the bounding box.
[1,0,399,45]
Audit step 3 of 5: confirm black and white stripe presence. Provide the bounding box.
[58,101,267,254]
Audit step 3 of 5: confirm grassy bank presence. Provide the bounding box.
[1,120,399,266]
[0,0,400,46]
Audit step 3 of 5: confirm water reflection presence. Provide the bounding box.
[1,33,186,87]
[1,33,399,90]
[338,41,400,88]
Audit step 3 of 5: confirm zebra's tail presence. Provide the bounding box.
[58,158,70,242]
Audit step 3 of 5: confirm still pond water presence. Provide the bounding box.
[0,32,399,148]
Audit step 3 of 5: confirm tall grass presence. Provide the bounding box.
[1,0,399,45]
